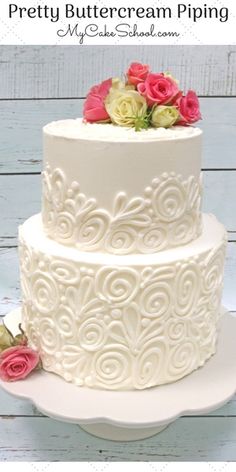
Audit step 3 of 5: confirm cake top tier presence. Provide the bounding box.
[44,119,202,142]
[41,62,203,255]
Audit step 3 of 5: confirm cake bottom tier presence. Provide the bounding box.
[19,214,227,390]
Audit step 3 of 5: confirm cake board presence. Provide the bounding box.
[1,307,236,442]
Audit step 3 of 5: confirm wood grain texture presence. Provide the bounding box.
[0,97,236,173]
[0,172,236,247]
[0,389,43,417]
[0,248,20,316]
[1,416,236,461]
[0,175,41,246]
[0,242,235,318]
[0,46,236,99]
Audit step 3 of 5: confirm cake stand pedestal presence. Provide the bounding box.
[1,308,236,442]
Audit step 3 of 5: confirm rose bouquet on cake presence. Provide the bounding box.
[83,62,201,131]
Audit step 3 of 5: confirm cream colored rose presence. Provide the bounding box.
[105,89,147,127]
[111,77,135,91]
[151,105,179,128]
[111,77,126,90]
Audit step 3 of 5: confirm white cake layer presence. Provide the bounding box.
[19,213,227,390]
[42,119,202,254]
[44,119,201,142]
[20,213,223,265]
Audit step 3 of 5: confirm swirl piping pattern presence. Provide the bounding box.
[42,165,202,254]
[19,230,226,390]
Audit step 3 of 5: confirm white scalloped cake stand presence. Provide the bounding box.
[1,308,236,441]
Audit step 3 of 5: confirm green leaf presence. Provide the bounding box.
[0,324,14,351]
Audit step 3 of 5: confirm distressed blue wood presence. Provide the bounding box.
[0,46,235,99]
[0,248,20,316]
[0,98,236,173]
[1,416,236,461]
[0,175,41,246]
[0,389,43,416]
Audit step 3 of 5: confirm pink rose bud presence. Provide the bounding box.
[138,73,180,107]
[177,90,201,124]
[126,62,150,87]
[0,345,40,382]
[83,78,112,123]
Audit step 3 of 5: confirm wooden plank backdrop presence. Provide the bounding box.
[0,98,236,172]
[0,46,236,99]
[0,45,236,461]
[1,416,236,461]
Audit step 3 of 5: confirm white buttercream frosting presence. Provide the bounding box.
[19,213,227,390]
[17,106,227,392]
[43,118,202,142]
[43,117,203,252]
[20,213,225,268]
[42,164,202,254]
[19,111,227,391]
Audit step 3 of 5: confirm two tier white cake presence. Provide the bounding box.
[18,119,227,390]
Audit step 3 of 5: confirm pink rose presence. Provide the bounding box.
[177,90,201,124]
[126,62,150,87]
[138,73,179,107]
[0,345,40,382]
[83,78,112,123]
